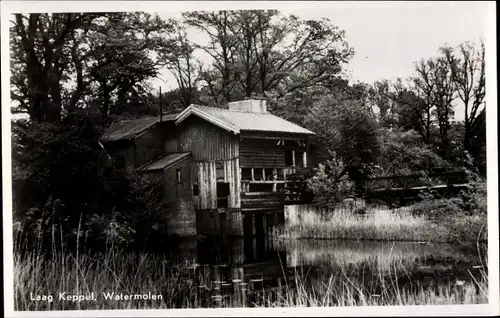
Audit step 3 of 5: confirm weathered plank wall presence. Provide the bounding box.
[134,125,164,168]
[196,159,241,209]
[177,116,239,161]
[239,133,309,168]
[240,138,285,168]
[164,157,196,236]
[177,115,241,211]
[104,141,136,172]
[164,137,178,153]
[196,210,220,235]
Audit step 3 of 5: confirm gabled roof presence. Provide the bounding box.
[137,152,191,171]
[100,114,178,142]
[175,105,315,135]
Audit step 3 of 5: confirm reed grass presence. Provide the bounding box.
[14,247,488,310]
[260,267,488,307]
[13,209,488,310]
[274,206,445,242]
[13,237,488,310]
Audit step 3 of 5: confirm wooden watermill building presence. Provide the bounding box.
[100,99,315,237]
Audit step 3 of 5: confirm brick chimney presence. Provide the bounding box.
[227,99,267,114]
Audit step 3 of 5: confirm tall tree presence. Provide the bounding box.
[431,52,455,160]
[182,10,353,104]
[305,92,380,184]
[161,22,203,107]
[11,12,176,122]
[183,11,240,103]
[10,13,100,122]
[442,41,486,152]
[411,59,439,145]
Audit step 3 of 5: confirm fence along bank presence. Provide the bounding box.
[99,99,316,237]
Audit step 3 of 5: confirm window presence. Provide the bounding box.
[216,182,230,208]
[285,150,294,166]
[295,151,304,168]
[176,169,182,184]
[216,161,224,181]
[241,168,253,180]
[253,168,264,181]
[192,184,199,196]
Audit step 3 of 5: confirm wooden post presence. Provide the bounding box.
[251,168,254,181]
[303,152,307,168]
[292,150,296,167]
[263,214,268,250]
[272,169,277,192]
[263,214,267,232]
[283,169,287,181]
[262,168,266,181]
[159,87,163,122]
[251,213,256,236]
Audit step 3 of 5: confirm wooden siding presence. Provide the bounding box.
[134,125,164,168]
[177,116,239,161]
[164,137,178,153]
[241,192,285,211]
[240,137,308,168]
[105,142,136,172]
[196,158,241,209]
[158,121,178,154]
[195,209,243,236]
[164,157,196,236]
[240,138,285,167]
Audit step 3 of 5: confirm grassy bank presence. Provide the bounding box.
[14,248,204,310]
[13,244,488,310]
[265,266,488,307]
[273,200,487,246]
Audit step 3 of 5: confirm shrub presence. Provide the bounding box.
[306,152,354,216]
[410,198,463,220]
[15,170,173,254]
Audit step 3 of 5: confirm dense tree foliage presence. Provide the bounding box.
[11,12,176,121]
[9,10,487,244]
[305,91,380,183]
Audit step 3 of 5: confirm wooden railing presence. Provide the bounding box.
[240,180,306,210]
[241,192,285,210]
[365,170,468,194]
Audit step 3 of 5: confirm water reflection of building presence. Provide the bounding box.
[196,235,288,287]
[172,235,289,307]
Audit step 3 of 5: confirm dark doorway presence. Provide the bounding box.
[217,182,230,208]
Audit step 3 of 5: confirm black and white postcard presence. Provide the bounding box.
[1,1,498,317]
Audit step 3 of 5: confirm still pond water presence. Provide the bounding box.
[167,234,486,307]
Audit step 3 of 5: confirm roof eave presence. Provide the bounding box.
[240,129,316,135]
[136,152,192,172]
[175,105,240,134]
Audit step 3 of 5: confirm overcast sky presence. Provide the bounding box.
[152,1,491,121]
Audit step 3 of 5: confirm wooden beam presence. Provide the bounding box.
[241,135,307,141]
[240,180,286,184]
